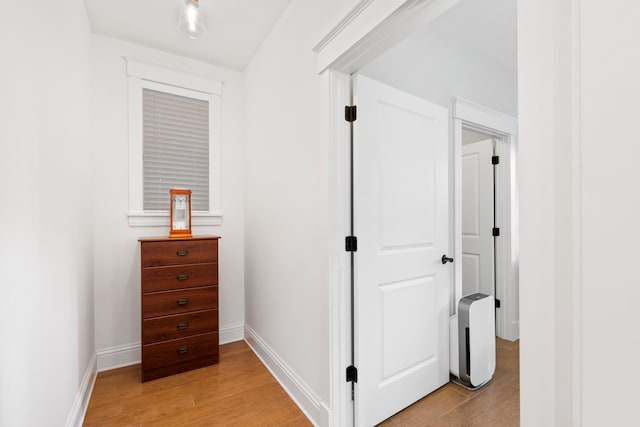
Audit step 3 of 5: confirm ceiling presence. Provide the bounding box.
[84,0,515,72]
[84,0,293,71]
[426,0,517,71]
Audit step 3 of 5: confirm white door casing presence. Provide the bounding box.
[461,139,495,298]
[452,98,518,341]
[354,75,450,426]
[317,2,521,424]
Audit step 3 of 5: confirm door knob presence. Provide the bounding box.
[441,255,454,264]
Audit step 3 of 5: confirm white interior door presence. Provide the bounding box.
[353,75,450,426]
[461,139,495,297]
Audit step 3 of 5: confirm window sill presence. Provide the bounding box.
[128,212,222,227]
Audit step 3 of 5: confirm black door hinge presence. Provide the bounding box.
[346,365,358,383]
[345,105,357,122]
[492,227,500,237]
[345,236,358,252]
[492,155,500,165]
[495,299,501,308]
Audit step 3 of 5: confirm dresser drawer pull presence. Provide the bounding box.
[177,298,189,306]
[177,346,189,355]
[176,249,189,256]
[177,322,190,330]
[177,274,189,281]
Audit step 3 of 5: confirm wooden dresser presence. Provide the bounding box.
[139,236,220,382]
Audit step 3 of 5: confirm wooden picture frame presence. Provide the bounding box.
[169,189,192,238]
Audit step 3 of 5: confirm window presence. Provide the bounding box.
[126,58,221,226]
[143,88,209,211]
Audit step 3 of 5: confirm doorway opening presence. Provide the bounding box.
[454,103,519,342]
[321,0,519,425]
[461,128,497,301]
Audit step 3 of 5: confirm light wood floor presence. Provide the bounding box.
[381,338,520,426]
[83,341,310,426]
[84,339,519,426]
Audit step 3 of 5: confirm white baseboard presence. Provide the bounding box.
[244,324,329,427]
[96,322,246,372]
[508,320,520,342]
[65,352,97,427]
[96,342,141,372]
[220,322,244,344]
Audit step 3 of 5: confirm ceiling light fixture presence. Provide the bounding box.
[177,0,206,39]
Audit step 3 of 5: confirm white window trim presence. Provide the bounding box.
[125,57,222,227]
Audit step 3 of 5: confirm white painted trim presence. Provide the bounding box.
[452,98,518,136]
[315,0,461,74]
[125,58,222,226]
[96,342,140,372]
[451,116,463,316]
[219,322,245,344]
[325,70,353,427]
[570,0,582,423]
[314,0,408,73]
[127,211,223,227]
[452,97,519,341]
[65,353,97,427]
[244,324,328,427]
[124,57,222,95]
[495,136,518,341]
[313,0,375,54]
[508,134,520,341]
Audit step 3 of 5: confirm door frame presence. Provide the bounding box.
[317,1,464,425]
[453,98,519,341]
[317,1,583,426]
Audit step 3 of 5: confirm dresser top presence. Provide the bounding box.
[138,235,220,243]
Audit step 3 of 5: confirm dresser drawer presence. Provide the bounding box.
[142,263,217,293]
[142,286,218,319]
[142,332,218,371]
[143,310,218,344]
[141,239,218,267]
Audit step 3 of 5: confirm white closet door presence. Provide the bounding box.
[461,139,495,297]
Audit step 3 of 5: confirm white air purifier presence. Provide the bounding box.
[450,293,496,389]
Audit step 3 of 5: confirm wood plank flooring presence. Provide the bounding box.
[83,341,310,426]
[381,338,520,426]
[84,338,519,426]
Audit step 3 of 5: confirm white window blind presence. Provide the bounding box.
[143,88,209,211]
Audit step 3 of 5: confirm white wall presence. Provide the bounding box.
[518,2,564,424]
[244,0,360,423]
[91,35,246,369]
[519,0,640,426]
[462,128,493,144]
[360,21,518,116]
[0,1,95,426]
[580,1,640,425]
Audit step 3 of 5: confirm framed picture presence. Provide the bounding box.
[169,189,192,238]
